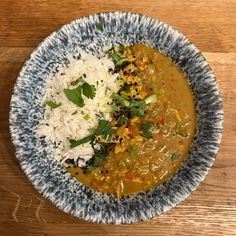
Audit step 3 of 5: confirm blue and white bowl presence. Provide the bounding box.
[9,12,223,224]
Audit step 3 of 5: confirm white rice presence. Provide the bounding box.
[37,49,118,167]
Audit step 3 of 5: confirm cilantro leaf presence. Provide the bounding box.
[130,100,146,116]
[108,49,122,62]
[96,23,104,32]
[86,143,111,171]
[116,116,128,127]
[108,49,128,67]
[116,58,128,66]
[170,153,179,161]
[64,86,85,107]
[46,100,62,109]
[119,44,125,54]
[69,135,94,148]
[141,122,153,138]
[94,119,114,141]
[82,82,96,99]
[94,145,109,159]
[70,76,85,86]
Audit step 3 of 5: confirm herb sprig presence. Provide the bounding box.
[64,86,85,107]
[68,119,114,148]
[69,135,94,148]
[64,79,96,107]
[107,47,128,67]
[68,120,115,171]
[70,75,85,86]
[141,122,153,138]
[82,82,96,99]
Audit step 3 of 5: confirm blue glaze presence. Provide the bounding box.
[9,12,223,224]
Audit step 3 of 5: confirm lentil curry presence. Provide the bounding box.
[67,44,196,197]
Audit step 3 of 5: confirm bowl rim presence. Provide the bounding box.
[9,11,224,224]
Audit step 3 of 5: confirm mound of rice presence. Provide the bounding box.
[37,50,118,167]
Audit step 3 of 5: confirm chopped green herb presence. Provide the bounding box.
[84,114,90,121]
[129,144,138,157]
[111,93,130,107]
[130,100,146,116]
[94,146,109,159]
[116,116,128,127]
[86,144,111,171]
[94,119,115,141]
[69,135,94,148]
[46,100,62,109]
[170,153,179,161]
[70,76,84,86]
[116,58,128,66]
[71,110,77,115]
[64,86,84,107]
[96,23,104,32]
[108,49,122,62]
[82,82,96,99]
[88,127,96,133]
[119,44,125,54]
[110,104,119,114]
[91,156,102,168]
[141,122,153,138]
[108,49,128,67]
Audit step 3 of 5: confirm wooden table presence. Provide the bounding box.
[0,0,235,235]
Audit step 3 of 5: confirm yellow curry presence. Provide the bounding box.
[66,44,196,197]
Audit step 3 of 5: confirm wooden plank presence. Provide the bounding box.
[0,0,235,51]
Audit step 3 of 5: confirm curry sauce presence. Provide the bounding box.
[67,44,196,197]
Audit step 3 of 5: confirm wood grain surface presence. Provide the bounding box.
[0,0,236,235]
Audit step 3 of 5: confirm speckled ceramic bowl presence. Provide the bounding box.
[9,12,223,224]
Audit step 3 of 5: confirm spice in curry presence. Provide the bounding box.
[66,44,196,197]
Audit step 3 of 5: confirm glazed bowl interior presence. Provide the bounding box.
[9,12,223,224]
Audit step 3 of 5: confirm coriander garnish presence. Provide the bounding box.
[141,122,153,138]
[70,75,85,86]
[82,82,96,99]
[46,100,62,109]
[69,135,94,148]
[64,86,85,107]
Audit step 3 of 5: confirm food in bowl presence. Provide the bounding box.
[38,43,196,198]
